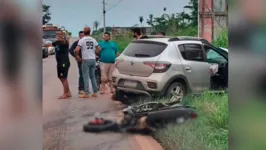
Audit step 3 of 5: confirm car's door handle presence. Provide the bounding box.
[185,67,192,72]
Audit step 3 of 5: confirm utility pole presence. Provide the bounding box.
[103,0,106,32]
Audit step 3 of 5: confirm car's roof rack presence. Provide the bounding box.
[139,35,172,39]
[139,35,211,45]
[168,36,211,44]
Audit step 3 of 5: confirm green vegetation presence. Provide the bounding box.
[42,4,51,25]
[212,28,228,48]
[153,93,228,150]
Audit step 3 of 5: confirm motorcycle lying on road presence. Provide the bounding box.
[95,58,101,90]
[83,101,197,134]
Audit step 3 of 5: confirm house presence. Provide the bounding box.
[198,0,228,42]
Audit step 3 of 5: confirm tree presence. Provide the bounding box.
[184,0,198,26]
[93,21,100,31]
[147,14,154,26]
[42,4,51,25]
[139,16,144,27]
[68,32,72,36]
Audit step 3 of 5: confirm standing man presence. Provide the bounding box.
[69,31,85,94]
[157,31,166,36]
[52,30,71,99]
[74,26,100,98]
[97,32,119,94]
[132,28,144,40]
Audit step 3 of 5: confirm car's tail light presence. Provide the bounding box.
[190,112,197,119]
[143,61,171,73]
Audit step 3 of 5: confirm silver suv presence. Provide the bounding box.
[112,36,228,101]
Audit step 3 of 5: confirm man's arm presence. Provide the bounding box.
[95,40,101,55]
[74,45,82,62]
[96,45,101,55]
[114,42,120,56]
[69,41,78,57]
[74,39,82,62]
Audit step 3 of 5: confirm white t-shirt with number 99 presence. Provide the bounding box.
[77,36,98,60]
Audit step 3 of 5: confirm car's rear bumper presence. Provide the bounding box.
[112,69,168,96]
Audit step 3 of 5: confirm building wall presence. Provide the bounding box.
[112,27,153,37]
[198,0,228,42]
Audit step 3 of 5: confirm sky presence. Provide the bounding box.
[43,0,190,36]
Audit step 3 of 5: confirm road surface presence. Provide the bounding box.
[43,38,163,150]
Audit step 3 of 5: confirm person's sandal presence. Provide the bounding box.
[79,94,90,98]
[91,93,98,97]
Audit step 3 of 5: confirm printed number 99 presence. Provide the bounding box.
[86,41,94,49]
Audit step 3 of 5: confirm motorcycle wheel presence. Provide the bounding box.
[83,120,119,133]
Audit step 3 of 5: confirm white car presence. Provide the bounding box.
[48,46,55,55]
[219,47,228,52]
[44,40,55,55]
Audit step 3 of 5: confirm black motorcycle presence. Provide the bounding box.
[95,58,101,90]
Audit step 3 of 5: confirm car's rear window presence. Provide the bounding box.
[123,41,167,57]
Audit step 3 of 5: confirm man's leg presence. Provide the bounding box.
[99,62,108,94]
[80,60,90,98]
[78,62,85,94]
[88,59,98,96]
[108,63,115,93]
[57,64,71,99]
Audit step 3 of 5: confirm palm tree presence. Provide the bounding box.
[139,16,144,27]
[149,14,153,25]
[93,21,100,31]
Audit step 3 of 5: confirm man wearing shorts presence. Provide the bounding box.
[74,26,100,98]
[69,31,85,94]
[98,32,119,94]
[52,30,71,99]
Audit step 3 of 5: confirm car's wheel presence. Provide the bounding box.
[165,82,186,102]
[83,120,119,133]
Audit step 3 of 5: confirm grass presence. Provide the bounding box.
[212,28,228,48]
[150,93,228,150]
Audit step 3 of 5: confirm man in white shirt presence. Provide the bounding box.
[74,26,101,98]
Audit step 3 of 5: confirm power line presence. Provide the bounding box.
[106,0,127,11]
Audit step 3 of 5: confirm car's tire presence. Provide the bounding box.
[165,81,186,102]
[146,107,196,126]
[83,120,119,133]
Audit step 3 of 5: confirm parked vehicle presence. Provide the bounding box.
[42,47,48,58]
[112,36,228,101]
[95,59,101,90]
[48,46,55,55]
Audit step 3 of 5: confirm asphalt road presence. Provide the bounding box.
[43,38,163,150]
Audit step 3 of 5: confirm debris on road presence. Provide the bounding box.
[83,101,197,134]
